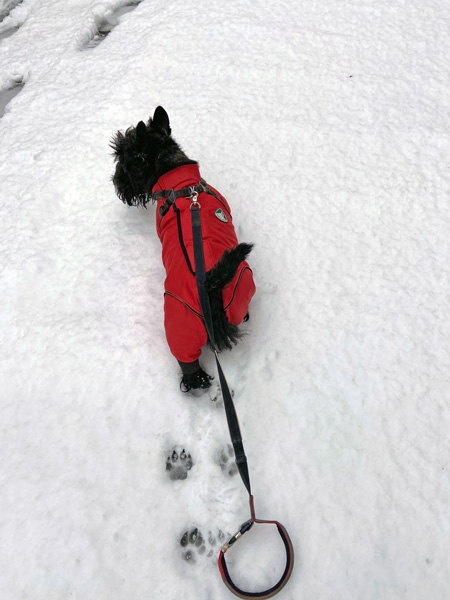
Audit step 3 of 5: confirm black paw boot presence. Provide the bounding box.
[179,363,213,396]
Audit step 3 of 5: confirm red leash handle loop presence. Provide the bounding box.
[218,497,294,599]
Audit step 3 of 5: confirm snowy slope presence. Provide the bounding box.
[1,0,450,599]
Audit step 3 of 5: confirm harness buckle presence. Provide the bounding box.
[189,190,200,209]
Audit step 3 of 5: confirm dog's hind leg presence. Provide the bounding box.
[164,294,215,394]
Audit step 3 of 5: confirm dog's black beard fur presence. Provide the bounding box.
[111,106,253,355]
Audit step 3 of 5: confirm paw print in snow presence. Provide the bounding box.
[208,381,235,407]
[180,528,226,563]
[218,444,237,477]
[166,448,192,481]
[79,1,141,50]
[261,349,280,382]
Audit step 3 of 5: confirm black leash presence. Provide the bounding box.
[189,190,294,599]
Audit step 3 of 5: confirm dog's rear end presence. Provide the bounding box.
[205,242,253,351]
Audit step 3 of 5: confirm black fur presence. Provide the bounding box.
[204,243,254,291]
[111,107,253,375]
[205,243,253,351]
[110,107,196,207]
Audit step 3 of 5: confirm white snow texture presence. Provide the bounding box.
[1,1,449,599]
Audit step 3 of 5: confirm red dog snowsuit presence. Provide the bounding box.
[153,164,256,363]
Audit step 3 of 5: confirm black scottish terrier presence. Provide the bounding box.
[111,107,255,394]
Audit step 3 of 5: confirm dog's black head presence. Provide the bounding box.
[110,106,196,207]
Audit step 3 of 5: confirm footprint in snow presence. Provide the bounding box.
[0,0,23,23]
[0,76,24,118]
[260,349,280,382]
[0,25,19,41]
[0,0,28,42]
[186,380,235,408]
[217,444,238,477]
[208,381,223,404]
[79,1,141,50]
[180,527,227,563]
[166,448,193,481]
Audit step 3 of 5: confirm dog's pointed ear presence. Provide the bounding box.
[136,121,148,148]
[152,106,171,135]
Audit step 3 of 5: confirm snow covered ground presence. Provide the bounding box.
[1,0,450,599]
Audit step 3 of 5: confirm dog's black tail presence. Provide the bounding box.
[204,243,253,352]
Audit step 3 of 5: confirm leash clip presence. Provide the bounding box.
[221,519,254,554]
[189,189,200,209]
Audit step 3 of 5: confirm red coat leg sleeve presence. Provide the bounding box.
[225,268,256,326]
[164,293,208,363]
